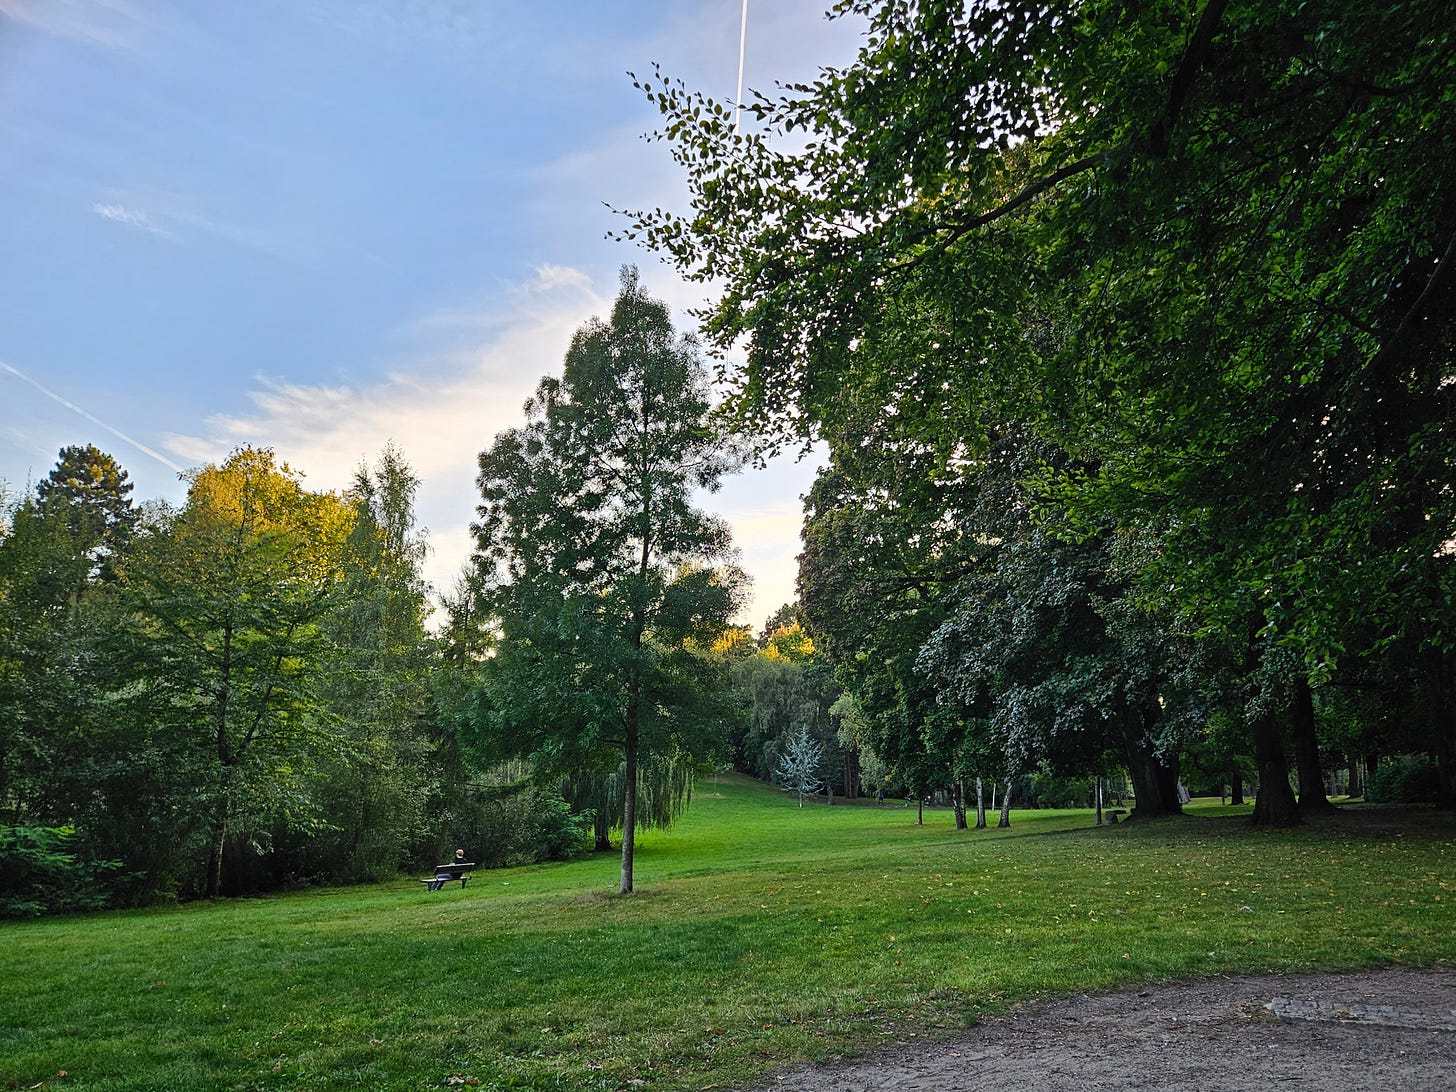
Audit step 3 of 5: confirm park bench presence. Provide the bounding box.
[421,862,474,891]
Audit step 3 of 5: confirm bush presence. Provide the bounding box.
[0,826,121,918]
[1364,756,1440,804]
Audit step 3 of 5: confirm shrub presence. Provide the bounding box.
[0,825,121,918]
[1364,756,1440,804]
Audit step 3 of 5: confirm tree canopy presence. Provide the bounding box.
[624,0,1456,813]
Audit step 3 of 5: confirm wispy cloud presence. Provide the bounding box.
[162,264,812,624]
[0,0,144,49]
[165,265,610,594]
[90,191,315,262]
[93,201,166,234]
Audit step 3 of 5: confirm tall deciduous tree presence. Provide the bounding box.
[469,267,743,894]
[132,447,351,897]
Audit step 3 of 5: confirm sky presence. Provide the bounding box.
[0,0,865,629]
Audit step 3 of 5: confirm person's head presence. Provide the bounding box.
[454,848,465,860]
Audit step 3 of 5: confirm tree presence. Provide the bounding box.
[310,445,436,881]
[0,449,146,898]
[469,267,744,894]
[625,0,1456,811]
[131,447,352,897]
[775,729,824,807]
[35,443,139,584]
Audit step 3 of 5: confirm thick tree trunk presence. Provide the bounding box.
[1346,755,1362,800]
[1249,711,1300,826]
[1124,741,1182,819]
[1290,676,1334,812]
[1230,769,1245,806]
[996,779,1013,828]
[952,780,967,829]
[974,776,987,829]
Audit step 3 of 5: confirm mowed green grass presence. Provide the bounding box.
[1,776,1452,1091]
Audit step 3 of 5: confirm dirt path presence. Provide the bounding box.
[750,966,1455,1091]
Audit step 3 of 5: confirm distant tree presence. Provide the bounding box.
[311,445,436,881]
[468,267,744,894]
[35,444,139,584]
[775,730,823,808]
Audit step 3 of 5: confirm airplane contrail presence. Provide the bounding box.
[1,359,187,474]
[735,0,748,135]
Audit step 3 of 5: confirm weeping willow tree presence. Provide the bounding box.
[564,754,702,853]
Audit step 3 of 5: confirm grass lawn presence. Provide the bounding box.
[1,774,1452,1090]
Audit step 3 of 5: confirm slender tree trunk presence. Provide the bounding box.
[1346,754,1362,800]
[917,794,923,825]
[1290,676,1334,811]
[1250,711,1300,826]
[996,779,1013,828]
[1095,776,1104,826]
[974,776,987,829]
[620,723,638,894]
[1433,648,1456,810]
[952,780,967,830]
[207,780,230,899]
[593,807,612,853]
[208,616,235,899]
[1230,769,1245,805]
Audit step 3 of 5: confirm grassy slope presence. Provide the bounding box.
[1,774,1452,1091]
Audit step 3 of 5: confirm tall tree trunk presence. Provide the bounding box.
[1230,769,1245,805]
[996,779,1013,828]
[620,723,638,894]
[1345,755,1362,800]
[952,780,967,830]
[1250,711,1300,826]
[1095,776,1104,826]
[1290,676,1334,812]
[208,764,233,899]
[917,795,923,825]
[974,776,987,829]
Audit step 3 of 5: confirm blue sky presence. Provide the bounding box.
[0,0,864,627]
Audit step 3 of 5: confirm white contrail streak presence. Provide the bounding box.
[735,0,748,134]
[1,359,187,474]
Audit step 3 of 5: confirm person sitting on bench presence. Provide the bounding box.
[424,849,474,891]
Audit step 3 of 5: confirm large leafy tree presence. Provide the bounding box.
[0,448,137,829]
[626,0,1456,810]
[469,268,743,894]
[131,447,352,897]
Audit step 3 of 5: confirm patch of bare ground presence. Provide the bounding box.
[748,967,1455,1090]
